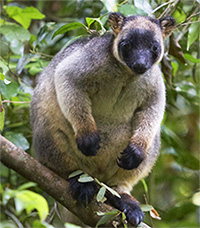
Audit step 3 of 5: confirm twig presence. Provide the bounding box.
[158,0,180,19]
[29,50,53,59]
[176,4,200,41]
[5,209,24,228]
[151,0,175,14]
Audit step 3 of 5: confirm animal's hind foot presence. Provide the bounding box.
[68,175,98,206]
[106,192,144,227]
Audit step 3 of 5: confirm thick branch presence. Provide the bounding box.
[0,135,113,227]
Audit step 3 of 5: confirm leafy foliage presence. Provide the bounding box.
[0,0,199,227]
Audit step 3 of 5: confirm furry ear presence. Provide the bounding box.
[160,17,176,39]
[108,12,126,36]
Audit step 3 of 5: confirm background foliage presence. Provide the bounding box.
[0,0,199,227]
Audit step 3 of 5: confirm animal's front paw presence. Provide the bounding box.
[76,132,100,156]
[117,144,145,170]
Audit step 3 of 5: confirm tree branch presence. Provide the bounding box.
[0,135,114,227]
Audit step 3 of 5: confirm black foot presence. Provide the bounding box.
[76,132,100,156]
[117,144,145,170]
[106,193,144,227]
[68,175,98,206]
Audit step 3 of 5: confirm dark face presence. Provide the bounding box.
[118,29,161,74]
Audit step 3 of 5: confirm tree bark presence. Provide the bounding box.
[0,135,114,227]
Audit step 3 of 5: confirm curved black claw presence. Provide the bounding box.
[76,132,100,156]
[117,144,145,170]
[68,175,98,206]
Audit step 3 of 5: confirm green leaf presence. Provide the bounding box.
[2,188,17,205]
[0,106,5,133]
[17,53,40,74]
[86,17,106,34]
[173,10,186,24]
[64,223,81,228]
[100,0,117,12]
[0,95,5,132]
[17,182,37,191]
[118,4,147,16]
[78,174,94,183]
[0,60,9,75]
[68,170,84,178]
[184,53,200,63]
[141,179,148,194]
[0,221,16,228]
[174,150,200,170]
[140,204,154,212]
[122,212,128,228]
[0,24,30,42]
[4,6,45,29]
[134,0,153,15]
[95,210,119,227]
[0,23,30,54]
[52,22,87,38]
[187,22,199,50]
[33,220,55,228]
[138,222,152,228]
[192,192,200,206]
[15,190,49,221]
[0,73,5,81]
[99,182,121,198]
[5,132,30,151]
[0,80,18,99]
[96,186,106,202]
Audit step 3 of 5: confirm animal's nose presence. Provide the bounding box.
[132,63,148,74]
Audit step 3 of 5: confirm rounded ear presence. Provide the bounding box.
[108,12,126,36]
[160,17,176,39]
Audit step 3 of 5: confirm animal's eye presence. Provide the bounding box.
[151,43,159,52]
[123,42,131,49]
[120,40,131,49]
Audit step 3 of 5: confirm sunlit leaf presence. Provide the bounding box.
[64,223,81,228]
[140,204,154,212]
[78,174,94,183]
[4,6,45,29]
[96,186,106,202]
[192,192,200,206]
[173,9,186,24]
[15,190,49,221]
[100,0,117,12]
[68,170,83,178]
[0,73,5,81]
[184,53,200,63]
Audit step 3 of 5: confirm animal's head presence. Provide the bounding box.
[108,13,175,75]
